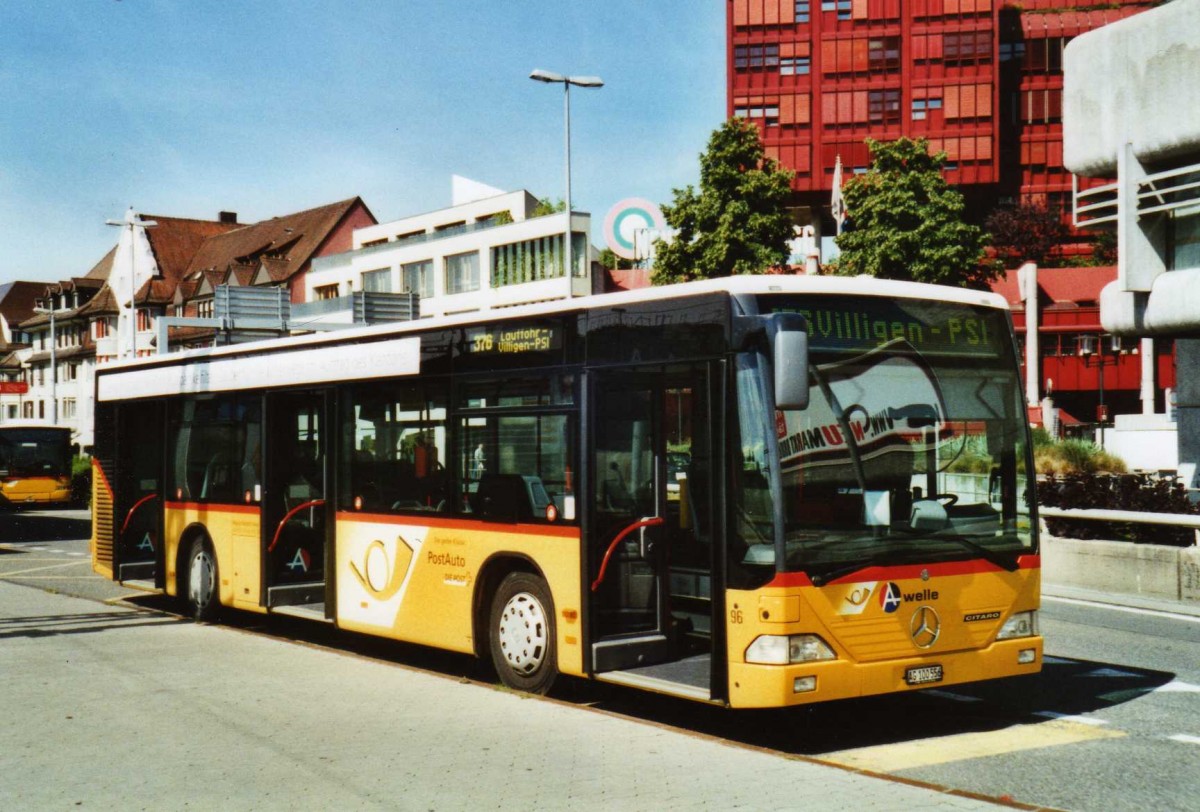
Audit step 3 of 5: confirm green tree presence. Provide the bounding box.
[652,118,795,284]
[532,197,565,217]
[597,247,634,270]
[834,137,993,289]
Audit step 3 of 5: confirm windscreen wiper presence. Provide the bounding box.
[808,549,921,586]
[898,531,1021,573]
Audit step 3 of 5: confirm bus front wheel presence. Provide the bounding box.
[489,572,557,695]
[184,537,220,622]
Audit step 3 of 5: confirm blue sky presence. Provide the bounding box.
[0,1,726,284]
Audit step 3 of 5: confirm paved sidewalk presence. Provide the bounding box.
[0,581,1018,811]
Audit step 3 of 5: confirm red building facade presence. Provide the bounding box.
[726,0,1153,233]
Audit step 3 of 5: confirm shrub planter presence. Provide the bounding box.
[1041,531,1200,604]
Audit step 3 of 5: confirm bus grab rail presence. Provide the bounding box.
[121,493,159,536]
[591,516,664,593]
[268,499,326,553]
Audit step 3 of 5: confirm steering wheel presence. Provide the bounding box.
[935,493,958,507]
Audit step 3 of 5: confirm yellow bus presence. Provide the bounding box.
[0,422,73,506]
[91,276,1041,707]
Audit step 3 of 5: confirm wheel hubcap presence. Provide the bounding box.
[189,549,215,609]
[497,591,547,675]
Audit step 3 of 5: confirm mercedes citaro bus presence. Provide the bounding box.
[92,275,1041,707]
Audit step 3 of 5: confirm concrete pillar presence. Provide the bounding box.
[1141,336,1156,415]
[1176,338,1200,488]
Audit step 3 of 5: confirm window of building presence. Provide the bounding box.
[795,0,810,23]
[362,268,393,293]
[62,398,76,419]
[136,309,153,332]
[912,96,943,120]
[401,260,434,298]
[314,284,340,301]
[492,233,585,285]
[1000,41,1026,63]
[868,37,901,71]
[821,0,851,20]
[196,299,214,319]
[1020,88,1063,125]
[445,252,480,295]
[733,104,780,126]
[23,402,33,419]
[943,30,992,65]
[868,89,902,124]
[360,238,388,248]
[1025,36,1067,74]
[734,44,780,70]
[780,56,810,75]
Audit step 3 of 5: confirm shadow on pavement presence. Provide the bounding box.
[115,592,1178,758]
[0,610,183,640]
[0,513,91,543]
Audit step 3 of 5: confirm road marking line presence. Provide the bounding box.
[0,561,87,577]
[1043,595,1200,624]
[1155,680,1200,694]
[1033,712,1109,726]
[1168,734,1200,746]
[1081,667,1142,679]
[821,718,1124,773]
[1100,688,1152,703]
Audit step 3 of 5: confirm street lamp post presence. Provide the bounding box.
[106,209,158,360]
[529,69,603,287]
[1078,334,1118,448]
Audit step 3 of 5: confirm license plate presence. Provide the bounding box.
[905,664,944,686]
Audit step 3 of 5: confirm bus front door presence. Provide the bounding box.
[589,365,715,697]
[114,401,164,585]
[263,390,330,616]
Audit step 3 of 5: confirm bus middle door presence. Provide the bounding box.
[589,365,711,677]
[263,390,330,615]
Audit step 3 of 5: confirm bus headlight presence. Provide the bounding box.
[745,634,837,665]
[996,610,1039,640]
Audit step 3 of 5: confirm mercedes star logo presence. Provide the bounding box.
[910,606,941,649]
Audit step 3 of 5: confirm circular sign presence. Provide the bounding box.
[603,197,667,260]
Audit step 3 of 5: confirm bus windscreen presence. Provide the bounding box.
[736,295,1033,581]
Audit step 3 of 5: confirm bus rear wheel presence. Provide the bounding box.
[184,537,220,622]
[489,572,557,695]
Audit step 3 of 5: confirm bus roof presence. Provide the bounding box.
[100,275,1010,378]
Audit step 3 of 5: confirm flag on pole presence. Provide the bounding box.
[831,154,847,236]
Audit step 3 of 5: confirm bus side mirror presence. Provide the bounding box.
[771,314,809,411]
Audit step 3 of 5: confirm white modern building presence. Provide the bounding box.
[304,177,595,319]
[1064,0,1200,483]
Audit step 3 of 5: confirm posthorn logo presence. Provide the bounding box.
[880,582,902,613]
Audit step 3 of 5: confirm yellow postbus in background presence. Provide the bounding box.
[0,423,72,506]
[91,276,1041,707]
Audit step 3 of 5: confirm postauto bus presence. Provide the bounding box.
[91,275,1041,707]
[0,422,72,506]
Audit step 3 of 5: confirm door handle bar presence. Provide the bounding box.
[590,516,663,593]
[121,493,159,536]
[268,499,326,553]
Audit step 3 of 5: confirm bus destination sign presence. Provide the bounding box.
[465,324,560,356]
[759,295,1008,358]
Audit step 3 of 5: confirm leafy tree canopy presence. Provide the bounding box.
[833,137,994,289]
[652,118,795,284]
[532,197,565,217]
[985,201,1069,268]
